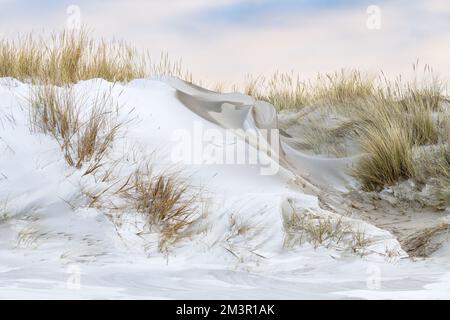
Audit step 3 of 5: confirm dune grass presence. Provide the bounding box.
[283,212,348,249]
[0,29,148,84]
[403,222,450,257]
[413,146,450,209]
[81,160,202,253]
[244,69,376,111]
[268,65,447,192]
[314,69,376,106]
[117,164,200,253]
[29,85,121,175]
[245,72,310,111]
[351,73,445,191]
[353,119,415,191]
[0,29,197,85]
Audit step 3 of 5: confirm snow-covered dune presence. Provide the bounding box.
[0,77,449,299]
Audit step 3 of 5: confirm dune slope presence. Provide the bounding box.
[0,77,449,299]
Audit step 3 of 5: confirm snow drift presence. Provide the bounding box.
[0,77,449,299]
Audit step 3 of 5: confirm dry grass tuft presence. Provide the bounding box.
[0,200,12,224]
[150,52,193,83]
[432,179,450,210]
[413,146,450,209]
[283,210,373,255]
[118,164,200,253]
[29,85,121,174]
[274,65,446,192]
[351,229,372,255]
[250,72,310,111]
[283,212,348,249]
[314,69,376,106]
[0,29,147,84]
[244,69,375,111]
[350,73,443,190]
[353,120,415,191]
[403,222,450,257]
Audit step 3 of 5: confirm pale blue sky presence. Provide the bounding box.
[0,0,449,83]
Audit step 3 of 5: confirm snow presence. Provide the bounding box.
[0,77,449,299]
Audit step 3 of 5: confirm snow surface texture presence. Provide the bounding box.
[0,77,449,299]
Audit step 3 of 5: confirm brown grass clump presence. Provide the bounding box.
[283,212,348,249]
[413,146,450,210]
[354,121,415,191]
[244,69,375,111]
[351,230,372,255]
[283,210,373,255]
[432,179,450,210]
[29,85,121,174]
[118,164,200,253]
[250,66,445,192]
[249,72,310,111]
[272,65,446,191]
[150,53,194,84]
[350,73,443,190]
[0,29,197,86]
[314,69,376,106]
[403,222,450,257]
[0,29,147,85]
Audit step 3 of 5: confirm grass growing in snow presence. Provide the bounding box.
[0,200,11,224]
[351,229,372,256]
[35,110,205,253]
[115,163,201,253]
[274,65,448,194]
[314,69,376,106]
[0,29,147,84]
[354,120,415,191]
[413,146,450,210]
[29,85,121,175]
[0,29,196,85]
[403,222,450,257]
[283,210,373,255]
[244,69,376,111]
[350,72,444,191]
[245,72,310,111]
[12,33,202,252]
[74,147,203,253]
[283,212,348,250]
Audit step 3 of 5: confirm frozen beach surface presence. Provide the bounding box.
[0,77,449,299]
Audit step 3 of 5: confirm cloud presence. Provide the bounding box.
[185,0,363,27]
[0,0,448,83]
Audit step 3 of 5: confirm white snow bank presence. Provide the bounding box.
[0,77,449,299]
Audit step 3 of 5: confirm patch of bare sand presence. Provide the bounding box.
[279,107,450,258]
[318,188,450,257]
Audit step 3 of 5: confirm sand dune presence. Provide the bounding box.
[0,77,449,299]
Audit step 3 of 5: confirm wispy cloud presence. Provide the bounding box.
[0,0,448,83]
[186,0,363,26]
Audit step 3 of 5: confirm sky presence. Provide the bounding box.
[0,0,449,85]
